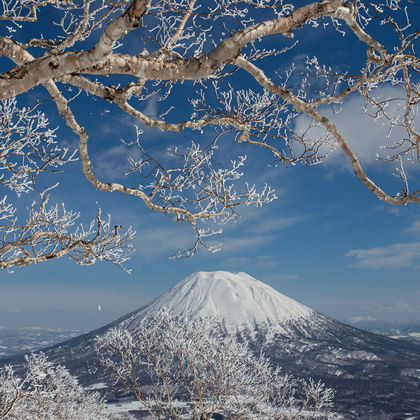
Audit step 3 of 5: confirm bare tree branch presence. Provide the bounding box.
[0,0,418,262]
[0,195,135,270]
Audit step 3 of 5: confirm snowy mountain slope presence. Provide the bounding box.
[1,271,420,418]
[123,271,314,334]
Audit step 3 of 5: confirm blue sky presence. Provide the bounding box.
[0,1,419,331]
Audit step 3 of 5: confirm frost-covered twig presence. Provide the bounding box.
[0,98,76,196]
[0,0,418,263]
[0,352,125,419]
[0,195,135,270]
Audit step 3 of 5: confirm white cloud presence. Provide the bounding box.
[94,143,141,179]
[246,215,303,235]
[134,223,194,259]
[408,220,420,233]
[348,316,376,323]
[294,85,419,168]
[346,242,420,269]
[276,273,299,279]
[358,302,420,314]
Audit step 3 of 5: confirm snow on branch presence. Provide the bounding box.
[0,352,124,419]
[125,135,276,256]
[0,97,76,196]
[0,0,64,22]
[0,195,135,270]
[0,97,135,270]
[0,0,418,263]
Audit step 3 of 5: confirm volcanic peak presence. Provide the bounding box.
[130,271,314,332]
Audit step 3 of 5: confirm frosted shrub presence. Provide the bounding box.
[96,312,334,419]
[0,352,125,419]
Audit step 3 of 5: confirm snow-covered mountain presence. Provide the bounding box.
[124,271,313,334]
[1,271,420,418]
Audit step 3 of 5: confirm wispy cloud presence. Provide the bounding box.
[294,85,419,170]
[258,273,300,283]
[391,302,420,313]
[275,273,299,280]
[245,215,303,235]
[0,308,75,316]
[217,235,267,253]
[134,223,194,259]
[346,242,420,269]
[3,308,24,314]
[162,201,304,259]
[221,255,280,269]
[348,316,376,323]
[357,302,420,314]
[94,143,141,179]
[222,204,304,235]
[408,220,420,233]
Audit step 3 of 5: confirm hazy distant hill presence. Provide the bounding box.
[347,320,420,343]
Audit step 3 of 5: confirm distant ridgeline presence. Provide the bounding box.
[0,327,83,357]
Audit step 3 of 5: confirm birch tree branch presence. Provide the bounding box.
[0,0,350,98]
[234,56,420,204]
[0,0,418,262]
